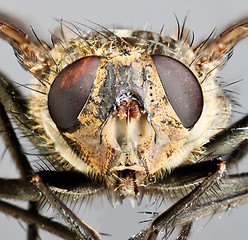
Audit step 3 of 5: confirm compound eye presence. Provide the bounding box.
[152,55,203,128]
[48,56,100,130]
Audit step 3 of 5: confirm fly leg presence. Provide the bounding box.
[176,222,193,240]
[0,73,40,240]
[204,114,248,157]
[130,160,226,240]
[32,174,101,240]
[145,161,225,240]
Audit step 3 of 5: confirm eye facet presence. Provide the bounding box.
[48,56,100,130]
[152,55,203,128]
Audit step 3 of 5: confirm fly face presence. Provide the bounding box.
[1,18,248,240]
[29,28,230,199]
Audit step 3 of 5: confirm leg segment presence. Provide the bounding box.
[130,160,226,240]
[32,174,101,240]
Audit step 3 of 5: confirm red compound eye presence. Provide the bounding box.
[48,56,100,130]
[152,55,203,128]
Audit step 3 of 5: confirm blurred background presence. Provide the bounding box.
[0,0,248,239]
